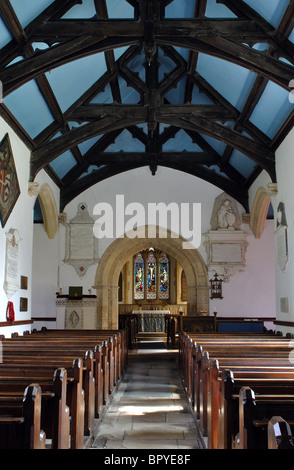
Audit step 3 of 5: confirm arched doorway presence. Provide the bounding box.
[94,226,209,329]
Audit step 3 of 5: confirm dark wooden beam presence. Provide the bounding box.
[162,115,276,178]
[29,18,270,40]
[69,103,239,121]
[2,18,293,94]
[30,115,146,176]
[59,154,249,211]
[158,35,293,91]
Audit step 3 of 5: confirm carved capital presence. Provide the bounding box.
[28,182,40,197]
[58,212,67,224]
[267,183,278,196]
[242,213,250,224]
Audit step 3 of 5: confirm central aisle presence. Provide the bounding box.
[91,338,204,450]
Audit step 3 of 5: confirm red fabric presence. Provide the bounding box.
[6,301,15,322]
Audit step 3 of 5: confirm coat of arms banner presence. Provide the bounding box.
[0,133,20,228]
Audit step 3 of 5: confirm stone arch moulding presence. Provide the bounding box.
[250,186,272,239]
[37,183,58,239]
[94,225,209,329]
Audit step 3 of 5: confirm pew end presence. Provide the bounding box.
[268,416,294,449]
[0,384,46,449]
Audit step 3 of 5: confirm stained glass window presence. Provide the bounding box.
[133,250,170,301]
[146,251,157,299]
[159,253,169,300]
[134,252,144,299]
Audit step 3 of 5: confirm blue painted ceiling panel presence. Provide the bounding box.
[229,149,257,178]
[10,0,54,27]
[105,0,135,18]
[3,80,54,138]
[196,54,257,111]
[0,17,12,48]
[162,129,203,152]
[249,81,294,138]
[205,0,237,18]
[200,134,227,156]
[49,150,77,179]
[62,0,96,18]
[0,0,293,208]
[165,0,197,18]
[118,76,141,104]
[105,129,145,152]
[45,54,107,112]
[243,0,290,27]
[78,136,102,155]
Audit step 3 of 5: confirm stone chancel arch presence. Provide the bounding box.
[37,183,58,240]
[250,186,273,239]
[94,226,209,329]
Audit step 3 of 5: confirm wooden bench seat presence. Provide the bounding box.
[178,331,294,450]
[0,361,82,448]
[1,348,95,441]
[0,328,127,449]
[268,416,294,449]
[235,386,294,449]
[202,355,294,448]
[218,368,294,449]
[0,384,46,449]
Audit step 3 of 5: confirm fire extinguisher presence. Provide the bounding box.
[6,301,15,322]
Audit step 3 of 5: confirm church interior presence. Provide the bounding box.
[0,0,294,452]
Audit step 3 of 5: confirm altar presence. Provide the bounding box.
[132,310,170,333]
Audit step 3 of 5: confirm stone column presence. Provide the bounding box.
[196,285,210,315]
[186,285,197,316]
[108,285,120,329]
[95,284,109,329]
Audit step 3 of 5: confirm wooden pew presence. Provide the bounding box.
[32,328,128,381]
[268,416,294,449]
[12,329,127,398]
[1,345,94,441]
[203,354,294,448]
[0,329,127,448]
[178,331,294,449]
[191,341,292,427]
[179,331,292,408]
[0,368,70,449]
[236,386,294,449]
[2,338,109,413]
[0,357,84,449]
[0,383,46,449]
[218,368,294,449]
[179,331,286,399]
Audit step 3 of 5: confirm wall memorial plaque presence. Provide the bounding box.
[275,202,288,272]
[4,228,20,299]
[63,202,99,277]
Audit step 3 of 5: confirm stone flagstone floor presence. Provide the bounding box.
[91,339,204,450]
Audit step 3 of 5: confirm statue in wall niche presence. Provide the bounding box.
[209,192,241,232]
[217,199,236,230]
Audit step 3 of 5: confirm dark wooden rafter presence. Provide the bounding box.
[94,0,122,104]
[59,149,250,211]
[0,0,293,211]
[1,17,294,93]
[214,0,294,184]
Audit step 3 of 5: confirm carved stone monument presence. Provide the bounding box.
[205,193,247,281]
[275,201,288,272]
[63,202,99,278]
[4,228,20,298]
